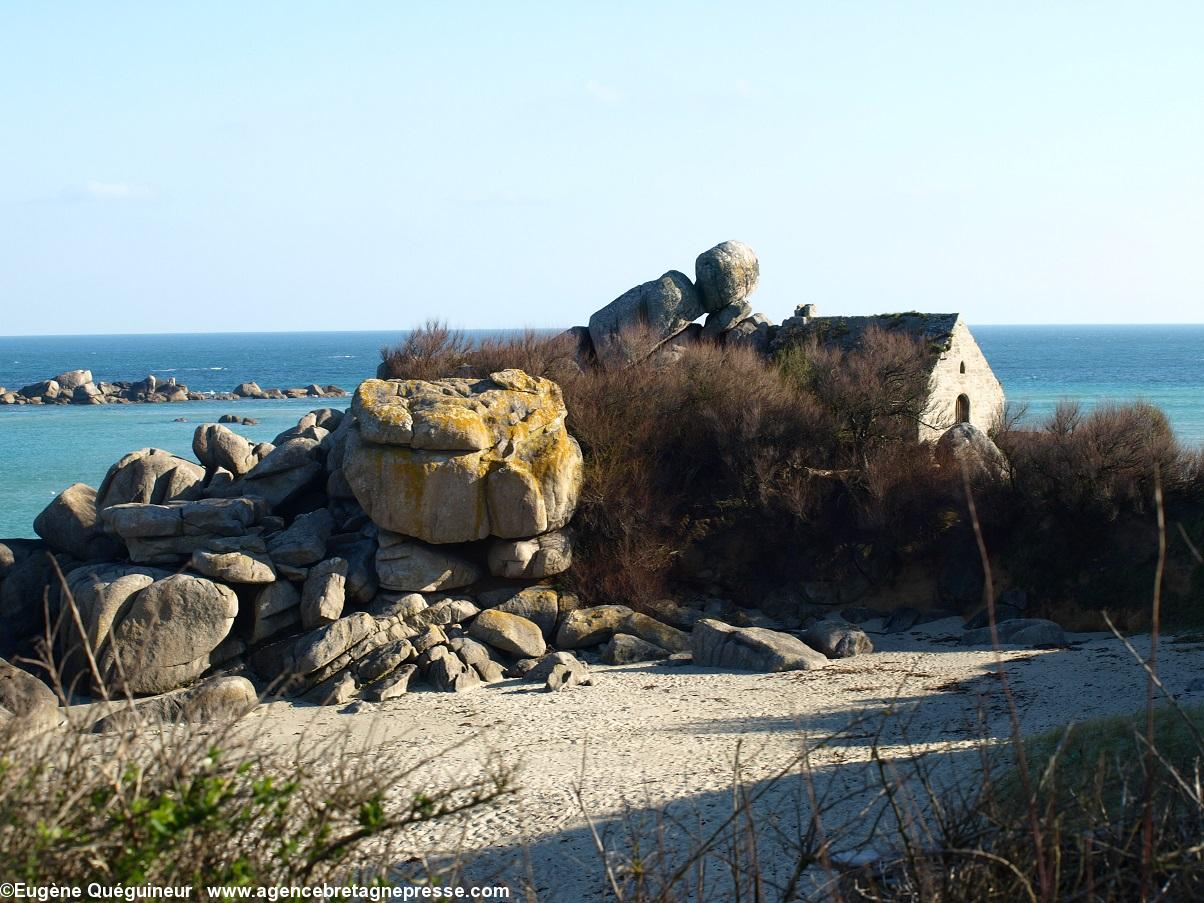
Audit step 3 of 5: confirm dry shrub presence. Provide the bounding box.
[779,325,935,466]
[861,443,961,548]
[558,335,836,608]
[376,323,1204,623]
[380,322,579,383]
[468,328,580,380]
[379,319,472,381]
[988,401,1203,619]
[377,321,846,608]
[1001,400,1189,522]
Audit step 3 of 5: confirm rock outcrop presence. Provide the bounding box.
[588,271,704,370]
[342,370,583,543]
[93,675,258,732]
[2,342,885,717]
[800,618,874,659]
[694,241,760,314]
[0,658,58,715]
[96,448,205,508]
[102,497,268,564]
[1,372,347,406]
[487,530,572,579]
[375,533,482,591]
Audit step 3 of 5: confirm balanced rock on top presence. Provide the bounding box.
[694,240,760,314]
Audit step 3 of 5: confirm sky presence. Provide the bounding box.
[1,2,1202,335]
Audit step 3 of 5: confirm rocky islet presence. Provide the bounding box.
[0,369,347,406]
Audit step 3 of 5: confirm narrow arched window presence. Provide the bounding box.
[956,394,971,423]
[959,361,966,374]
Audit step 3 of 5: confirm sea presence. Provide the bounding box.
[1,326,1202,539]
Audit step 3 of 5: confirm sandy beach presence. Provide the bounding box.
[221,618,1204,899]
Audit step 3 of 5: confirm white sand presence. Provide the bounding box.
[239,619,1204,899]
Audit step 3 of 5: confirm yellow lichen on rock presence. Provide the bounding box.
[341,370,582,544]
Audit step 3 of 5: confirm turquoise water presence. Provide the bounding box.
[2,326,1202,539]
[974,325,1204,441]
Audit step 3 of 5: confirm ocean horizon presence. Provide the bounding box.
[2,324,1203,538]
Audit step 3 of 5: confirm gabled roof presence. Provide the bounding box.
[785,312,960,355]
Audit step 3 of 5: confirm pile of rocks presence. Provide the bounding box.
[572,240,774,370]
[0,370,347,406]
[0,355,1070,738]
[4,366,871,733]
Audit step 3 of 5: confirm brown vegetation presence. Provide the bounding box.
[379,321,1204,624]
[574,495,1204,902]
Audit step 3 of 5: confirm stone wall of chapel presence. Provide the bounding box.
[919,320,1005,441]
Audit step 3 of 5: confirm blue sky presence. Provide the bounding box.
[1,2,1202,334]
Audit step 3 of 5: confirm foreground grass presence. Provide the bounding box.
[1019,701,1204,806]
[0,709,511,894]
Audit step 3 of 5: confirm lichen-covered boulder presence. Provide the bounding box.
[694,240,759,314]
[623,612,690,653]
[477,585,561,637]
[190,549,276,584]
[342,370,583,543]
[468,609,546,658]
[588,271,704,369]
[555,605,634,650]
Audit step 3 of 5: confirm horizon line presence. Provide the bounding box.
[4,321,1204,339]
